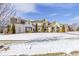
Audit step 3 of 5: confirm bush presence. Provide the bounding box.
[41,23,44,32]
[12,24,16,34]
[77,27,79,31]
[36,23,38,32]
[61,25,65,32]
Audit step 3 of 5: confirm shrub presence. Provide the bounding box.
[36,23,38,32]
[41,23,44,32]
[61,25,65,32]
[77,27,79,31]
[12,24,16,34]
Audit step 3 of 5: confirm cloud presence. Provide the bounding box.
[64,14,71,16]
[49,13,57,16]
[53,4,77,8]
[72,16,79,21]
[13,3,37,13]
[69,16,79,24]
[42,3,78,9]
[48,13,57,17]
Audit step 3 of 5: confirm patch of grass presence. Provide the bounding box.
[32,52,68,56]
[0,40,27,45]
[19,54,29,56]
[70,51,79,56]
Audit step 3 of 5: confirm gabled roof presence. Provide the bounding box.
[24,24,33,28]
[50,21,61,27]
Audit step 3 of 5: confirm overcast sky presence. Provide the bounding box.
[12,3,79,24]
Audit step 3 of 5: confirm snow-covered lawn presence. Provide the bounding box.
[0,32,79,40]
[0,39,79,56]
[0,32,79,56]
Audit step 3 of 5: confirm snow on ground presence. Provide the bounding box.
[0,39,79,56]
[0,32,79,55]
[0,32,79,40]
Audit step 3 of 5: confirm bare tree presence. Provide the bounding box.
[0,3,16,27]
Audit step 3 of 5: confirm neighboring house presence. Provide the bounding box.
[48,21,69,32]
[3,26,8,34]
[69,23,79,31]
[50,21,60,32]
[64,24,69,32]
[25,25,33,32]
[31,19,48,32]
[0,25,1,33]
[48,25,52,32]
[15,24,33,33]
[2,26,8,34]
[37,22,43,32]
[2,17,76,34]
[10,17,33,33]
[10,17,17,24]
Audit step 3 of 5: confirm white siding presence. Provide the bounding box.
[15,24,25,33]
[15,24,33,33]
[48,27,52,32]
